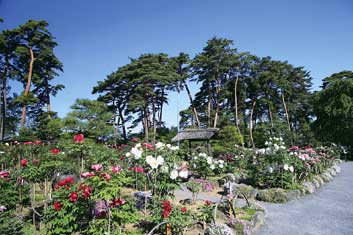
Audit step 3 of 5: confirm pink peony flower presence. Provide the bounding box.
[111,166,122,174]
[0,171,10,179]
[81,172,95,178]
[101,173,111,181]
[91,164,103,171]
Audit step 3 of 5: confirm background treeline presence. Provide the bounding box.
[1,19,352,156]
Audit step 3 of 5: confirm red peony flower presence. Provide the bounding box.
[55,177,75,189]
[51,148,60,155]
[32,159,39,165]
[20,159,28,167]
[181,207,187,213]
[111,165,122,174]
[110,198,126,207]
[24,141,32,145]
[69,192,78,202]
[132,137,138,143]
[79,184,93,199]
[101,172,111,181]
[142,142,155,150]
[74,134,84,144]
[81,172,95,178]
[162,200,172,218]
[53,201,62,211]
[205,200,213,206]
[35,140,42,145]
[133,166,144,173]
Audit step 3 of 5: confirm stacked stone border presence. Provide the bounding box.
[229,159,343,203]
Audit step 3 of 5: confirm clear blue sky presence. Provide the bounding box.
[1,0,353,130]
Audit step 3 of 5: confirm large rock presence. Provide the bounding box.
[256,188,289,203]
[252,211,265,230]
[232,184,258,199]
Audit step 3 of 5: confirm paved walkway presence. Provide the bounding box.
[257,161,353,235]
[175,162,353,235]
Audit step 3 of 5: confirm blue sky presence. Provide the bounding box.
[1,0,353,130]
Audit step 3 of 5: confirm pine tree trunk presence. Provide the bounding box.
[152,97,157,145]
[234,74,239,127]
[250,100,256,149]
[0,65,8,141]
[183,81,201,127]
[268,102,274,128]
[20,47,35,128]
[282,93,291,131]
[207,85,211,128]
[158,88,164,127]
[45,79,51,113]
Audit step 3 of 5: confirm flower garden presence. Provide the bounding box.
[0,134,344,235]
[1,15,352,235]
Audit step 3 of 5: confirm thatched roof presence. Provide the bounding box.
[171,128,219,142]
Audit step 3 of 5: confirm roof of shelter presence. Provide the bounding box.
[171,128,219,142]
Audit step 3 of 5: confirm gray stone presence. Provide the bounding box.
[286,189,301,200]
[313,175,324,187]
[252,211,265,230]
[232,183,257,199]
[256,188,289,203]
[322,172,333,182]
[302,181,315,194]
[312,179,321,189]
[328,168,337,177]
[332,165,341,174]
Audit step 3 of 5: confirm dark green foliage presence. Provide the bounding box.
[63,99,114,141]
[313,72,353,156]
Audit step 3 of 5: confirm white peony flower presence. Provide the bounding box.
[170,169,178,180]
[161,165,169,173]
[206,157,213,165]
[131,147,142,160]
[146,155,159,169]
[179,170,188,178]
[284,164,289,171]
[135,143,142,148]
[155,142,165,149]
[210,164,215,170]
[289,166,294,172]
[199,152,207,157]
[166,144,172,149]
[125,152,131,157]
[219,164,224,169]
[170,146,179,151]
[193,156,198,160]
[156,155,164,165]
[218,160,224,164]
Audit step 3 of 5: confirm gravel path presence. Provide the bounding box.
[257,161,353,235]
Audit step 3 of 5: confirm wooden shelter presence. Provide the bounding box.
[172,128,219,154]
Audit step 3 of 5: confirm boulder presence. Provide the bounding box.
[252,211,265,230]
[256,188,288,203]
[232,184,257,199]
